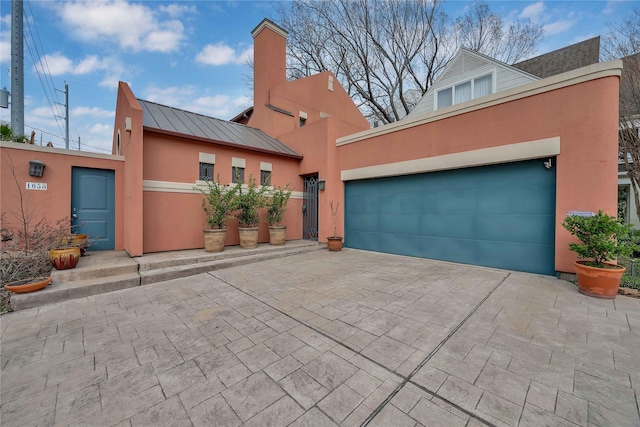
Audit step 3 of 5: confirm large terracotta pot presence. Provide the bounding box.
[204,228,226,252]
[4,276,51,293]
[327,237,343,252]
[575,261,625,299]
[238,227,259,249]
[268,226,286,246]
[49,247,81,270]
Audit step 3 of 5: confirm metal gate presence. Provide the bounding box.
[302,175,318,240]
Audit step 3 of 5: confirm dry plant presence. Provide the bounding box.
[1,153,70,284]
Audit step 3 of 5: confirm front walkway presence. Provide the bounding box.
[1,250,639,426]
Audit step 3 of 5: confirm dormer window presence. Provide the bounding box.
[436,74,493,110]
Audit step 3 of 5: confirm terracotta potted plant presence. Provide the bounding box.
[562,210,636,299]
[327,200,343,251]
[197,176,237,252]
[266,184,292,246]
[234,175,267,249]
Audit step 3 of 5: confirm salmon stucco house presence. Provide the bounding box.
[0,19,623,277]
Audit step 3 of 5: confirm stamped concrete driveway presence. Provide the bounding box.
[1,249,639,426]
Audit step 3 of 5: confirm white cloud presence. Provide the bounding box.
[0,38,10,63]
[33,54,127,89]
[143,84,250,119]
[159,4,197,17]
[520,1,545,20]
[543,20,575,35]
[196,43,238,66]
[36,53,74,75]
[72,106,114,119]
[58,0,185,53]
[237,47,253,64]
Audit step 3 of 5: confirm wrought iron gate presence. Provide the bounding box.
[302,175,318,240]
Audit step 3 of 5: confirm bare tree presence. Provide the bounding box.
[603,9,640,222]
[274,0,542,124]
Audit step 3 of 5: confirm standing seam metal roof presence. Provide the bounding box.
[138,99,301,158]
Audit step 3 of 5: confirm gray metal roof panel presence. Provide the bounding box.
[137,99,301,157]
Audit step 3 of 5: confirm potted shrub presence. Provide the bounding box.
[327,200,343,251]
[234,175,267,249]
[197,176,237,252]
[266,184,292,245]
[562,210,636,299]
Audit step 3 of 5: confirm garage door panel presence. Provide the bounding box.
[345,158,555,275]
[475,215,555,245]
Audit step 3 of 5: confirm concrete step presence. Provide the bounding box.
[10,241,324,311]
[11,272,141,311]
[140,244,325,285]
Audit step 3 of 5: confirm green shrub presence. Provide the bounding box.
[234,175,267,228]
[562,210,637,268]
[266,184,292,226]
[197,176,237,229]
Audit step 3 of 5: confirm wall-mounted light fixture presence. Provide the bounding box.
[124,117,132,132]
[318,179,326,191]
[28,160,46,177]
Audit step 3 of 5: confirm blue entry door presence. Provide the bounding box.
[345,159,556,275]
[71,167,115,251]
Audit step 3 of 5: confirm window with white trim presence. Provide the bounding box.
[232,157,246,184]
[199,153,216,181]
[436,74,493,109]
[199,162,214,181]
[260,161,272,186]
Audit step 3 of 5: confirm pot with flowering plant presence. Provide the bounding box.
[562,210,637,299]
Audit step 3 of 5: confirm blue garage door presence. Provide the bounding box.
[345,159,556,275]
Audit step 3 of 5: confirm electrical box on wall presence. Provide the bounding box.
[28,160,46,177]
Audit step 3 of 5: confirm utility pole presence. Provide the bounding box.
[11,0,24,136]
[55,82,69,149]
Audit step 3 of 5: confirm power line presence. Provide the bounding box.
[23,0,66,140]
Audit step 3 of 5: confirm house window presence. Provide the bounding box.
[436,74,493,109]
[231,157,246,184]
[232,166,245,184]
[199,162,214,181]
[260,170,271,185]
[199,153,216,181]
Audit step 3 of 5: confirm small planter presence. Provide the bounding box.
[268,226,287,246]
[239,227,259,249]
[327,236,343,252]
[49,247,81,270]
[575,261,625,299]
[3,276,52,293]
[204,228,227,252]
[70,234,89,256]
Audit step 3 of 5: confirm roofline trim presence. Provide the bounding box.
[341,137,560,181]
[143,126,303,160]
[338,60,623,146]
[251,19,288,39]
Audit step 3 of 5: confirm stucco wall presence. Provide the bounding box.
[0,142,125,250]
[337,64,621,274]
[141,132,303,253]
[113,82,144,256]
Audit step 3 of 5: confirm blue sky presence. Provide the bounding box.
[0,0,637,154]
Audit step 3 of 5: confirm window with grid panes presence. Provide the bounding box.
[199,162,214,181]
[232,166,245,183]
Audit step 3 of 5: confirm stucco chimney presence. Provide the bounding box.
[251,19,287,113]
